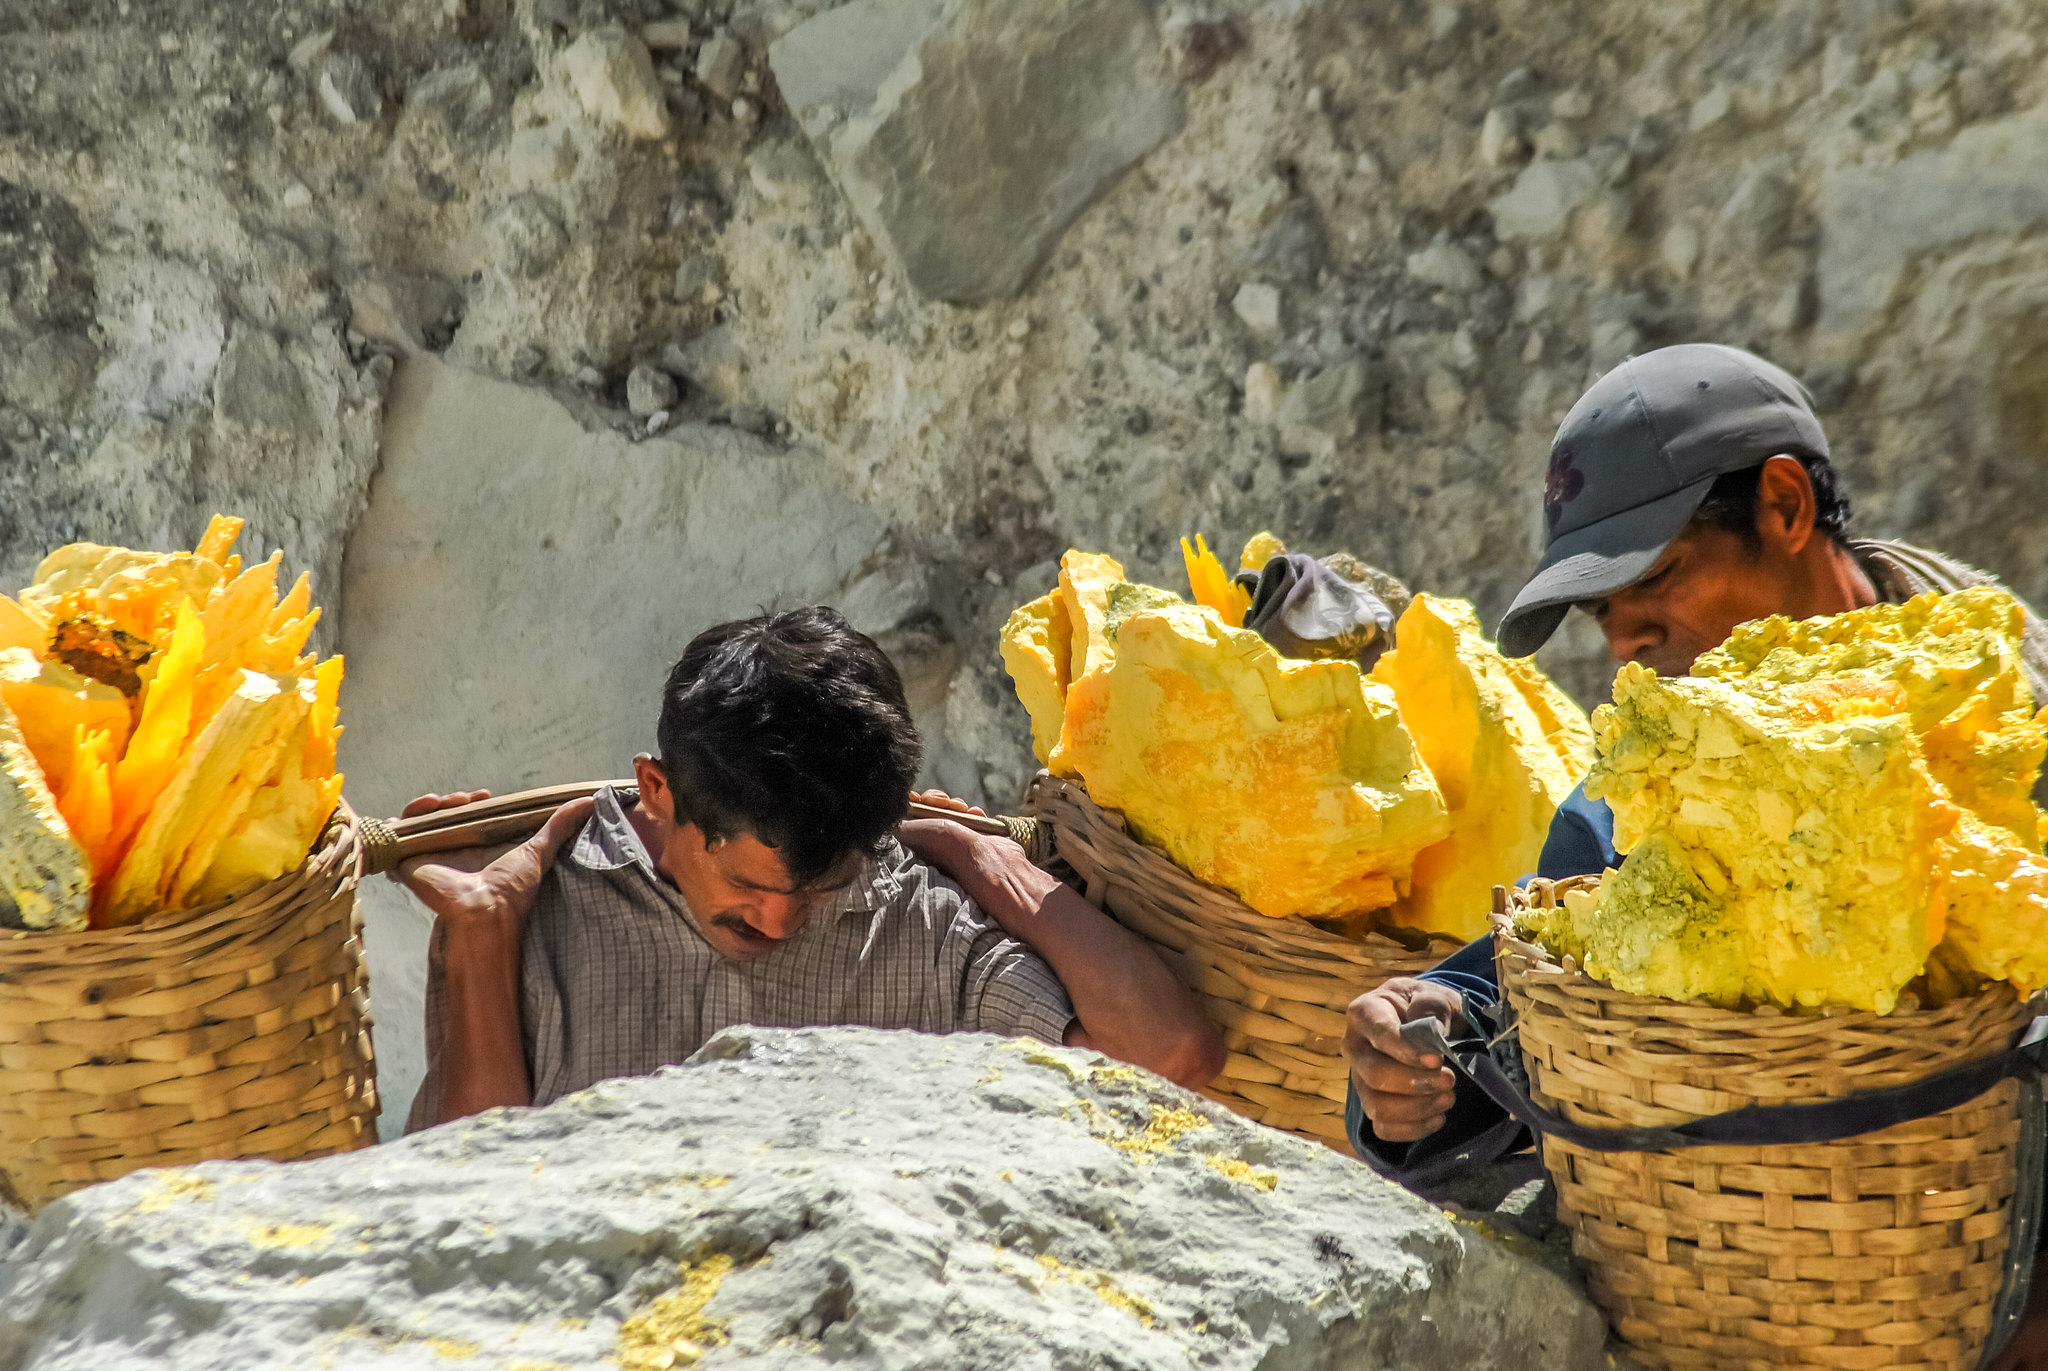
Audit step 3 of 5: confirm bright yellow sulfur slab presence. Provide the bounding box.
[0,648,131,796]
[0,595,46,655]
[1693,587,2044,846]
[1057,603,1447,919]
[1371,595,1593,940]
[1181,534,1251,628]
[999,589,1072,765]
[1581,665,1952,1012]
[100,669,310,925]
[0,694,90,931]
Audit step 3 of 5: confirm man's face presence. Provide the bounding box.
[1583,524,1795,677]
[630,755,860,961]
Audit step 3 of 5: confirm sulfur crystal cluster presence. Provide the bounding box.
[1001,544,1594,933]
[0,516,345,932]
[1533,588,2048,1012]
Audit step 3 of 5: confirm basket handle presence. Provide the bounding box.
[358,783,1049,875]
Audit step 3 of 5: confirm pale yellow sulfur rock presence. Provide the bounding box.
[1371,595,1594,939]
[1056,602,1447,918]
[999,589,1072,764]
[0,694,91,931]
[100,669,311,925]
[1933,810,2048,994]
[1582,665,1951,1012]
[1693,587,2045,846]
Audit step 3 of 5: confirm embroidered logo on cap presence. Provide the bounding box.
[1543,446,1584,526]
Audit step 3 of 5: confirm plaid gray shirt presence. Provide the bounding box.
[406,786,1075,1131]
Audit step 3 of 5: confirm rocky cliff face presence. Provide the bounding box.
[0,1027,1614,1370]
[6,0,2048,1125]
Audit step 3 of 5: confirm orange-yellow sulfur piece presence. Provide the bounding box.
[1,513,346,930]
[0,647,130,795]
[1371,595,1594,939]
[1045,551,1127,774]
[1181,534,1251,628]
[1056,602,1448,918]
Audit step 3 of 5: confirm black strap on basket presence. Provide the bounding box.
[1401,1014,2047,1367]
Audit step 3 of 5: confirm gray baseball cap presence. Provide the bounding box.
[1496,343,1829,658]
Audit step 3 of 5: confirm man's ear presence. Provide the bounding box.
[632,754,670,812]
[1754,454,1817,557]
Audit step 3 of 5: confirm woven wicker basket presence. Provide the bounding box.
[1025,773,1458,1149]
[0,809,378,1212]
[1497,876,2035,1370]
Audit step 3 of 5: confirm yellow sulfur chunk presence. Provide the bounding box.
[55,726,118,885]
[1552,833,1750,1005]
[1240,530,1287,571]
[23,546,224,649]
[1693,587,2044,846]
[1371,595,1593,940]
[1057,603,1447,918]
[0,694,90,931]
[100,669,310,924]
[1181,534,1251,628]
[188,658,345,906]
[0,648,130,796]
[0,595,46,656]
[999,589,1073,765]
[1581,665,1951,1012]
[1934,811,2048,994]
[99,603,205,920]
[1057,551,1124,684]
[1047,551,1127,775]
[193,514,244,567]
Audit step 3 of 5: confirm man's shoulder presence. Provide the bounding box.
[853,837,974,916]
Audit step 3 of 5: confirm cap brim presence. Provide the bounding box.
[1496,477,1717,657]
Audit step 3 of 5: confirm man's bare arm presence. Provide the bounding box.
[900,804,1224,1089]
[392,792,593,1126]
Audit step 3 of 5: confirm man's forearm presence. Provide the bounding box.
[434,917,533,1123]
[957,840,1224,1088]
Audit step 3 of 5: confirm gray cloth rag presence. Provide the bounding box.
[1234,553,1395,670]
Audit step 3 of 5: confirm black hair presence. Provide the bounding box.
[1687,452,1853,551]
[655,606,922,887]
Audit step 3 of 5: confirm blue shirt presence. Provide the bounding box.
[1344,780,1616,1170]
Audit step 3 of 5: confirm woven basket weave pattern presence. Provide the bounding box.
[1026,774,1452,1148]
[1498,878,2030,1370]
[0,814,379,1211]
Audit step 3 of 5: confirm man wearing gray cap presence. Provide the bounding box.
[1341,343,2048,1369]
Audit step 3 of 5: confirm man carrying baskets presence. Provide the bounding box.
[398,606,1222,1130]
[1341,345,2048,1367]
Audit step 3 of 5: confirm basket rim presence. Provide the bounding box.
[0,799,361,964]
[1027,772,1465,962]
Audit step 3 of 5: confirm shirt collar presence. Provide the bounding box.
[565,784,905,918]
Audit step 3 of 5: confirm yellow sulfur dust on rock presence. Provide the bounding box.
[1371,595,1594,940]
[1544,589,2048,1012]
[617,1254,734,1370]
[1056,602,1448,918]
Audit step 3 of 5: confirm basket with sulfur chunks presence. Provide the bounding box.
[1001,536,1593,940]
[0,515,344,933]
[1518,586,2048,1013]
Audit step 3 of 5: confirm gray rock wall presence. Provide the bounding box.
[0,1027,1612,1370]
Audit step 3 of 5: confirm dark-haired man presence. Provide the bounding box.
[402,606,1223,1129]
[1340,345,2048,1367]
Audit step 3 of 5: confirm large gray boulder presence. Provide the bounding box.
[770,0,1185,302]
[0,1027,1608,1370]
